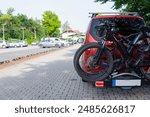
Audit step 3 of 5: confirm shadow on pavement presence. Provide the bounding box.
[0,45,150,100]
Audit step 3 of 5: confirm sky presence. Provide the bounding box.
[0,0,116,32]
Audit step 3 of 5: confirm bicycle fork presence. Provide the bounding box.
[92,41,106,65]
[134,52,144,67]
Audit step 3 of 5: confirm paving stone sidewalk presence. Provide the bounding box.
[0,44,150,100]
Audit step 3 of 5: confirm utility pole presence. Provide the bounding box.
[21,27,25,40]
[34,27,37,39]
[66,23,68,33]
[2,23,6,41]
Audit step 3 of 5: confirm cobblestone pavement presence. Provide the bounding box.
[0,44,150,100]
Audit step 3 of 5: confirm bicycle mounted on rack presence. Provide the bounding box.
[74,19,150,88]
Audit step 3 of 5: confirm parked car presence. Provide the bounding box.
[50,38,62,48]
[13,41,21,48]
[60,40,70,47]
[68,39,74,45]
[0,40,9,48]
[72,40,77,44]
[17,40,28,47]
[8,42,17,48]
[84,12,145,44]
[78,38,84,43]
[32,41,39,46]
[39,40,56,48]
[74,12,146,82]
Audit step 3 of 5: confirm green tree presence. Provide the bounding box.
[42,11,61,37]
[94,0,150,25]
[0,14,12,24]
[7,7,15,15]
[0,9,47,42]
[0,14,12,40]
[0,13,44,41]
[0,10,3,16]
[62,21,71,33]
[28,18,44,40]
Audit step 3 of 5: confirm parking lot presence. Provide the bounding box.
[0,44,150,100]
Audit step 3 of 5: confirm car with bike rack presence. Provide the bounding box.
[74,12,150,89]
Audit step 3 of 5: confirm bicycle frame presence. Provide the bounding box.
[91,24,150,74]
[112,34,129,59]
[109,31,150,68]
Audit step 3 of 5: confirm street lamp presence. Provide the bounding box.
[2,23,6,41]
[21,27,25,40]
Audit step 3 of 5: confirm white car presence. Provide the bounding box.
[49,38,61,48]
[32,41,39,46]
[0,40,9,48]
[9,41,21,48]
[8,42,16,48]
[39,40,56,48]
[17,40,28,47]
[60,40,70,46]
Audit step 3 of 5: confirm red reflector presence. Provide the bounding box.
[95,81,104,87]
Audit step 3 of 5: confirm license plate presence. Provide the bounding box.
[112,79,141,87]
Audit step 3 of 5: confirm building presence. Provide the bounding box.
[61,29,80,39]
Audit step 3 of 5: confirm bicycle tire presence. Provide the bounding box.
[140,54,150,80]
[139,37,150,80]
[73,43,113,82]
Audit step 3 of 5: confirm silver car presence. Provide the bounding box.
[0,40,9,48]
[17,40,28,47]
[32,41,39,46]
[39,40,56,48]
[8,42,16,48]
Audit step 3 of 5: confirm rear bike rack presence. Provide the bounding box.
[95,72,143,89]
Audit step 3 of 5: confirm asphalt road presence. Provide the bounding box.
[0,46,55,62]
[0,44,150,100]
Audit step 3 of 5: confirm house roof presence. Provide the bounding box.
[62,29,80,34]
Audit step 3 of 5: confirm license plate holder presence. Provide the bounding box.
[112,79,141,87]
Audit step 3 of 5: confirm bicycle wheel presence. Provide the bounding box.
[139,37,150,79]
[73,43,113,82]
[140,54,150,79]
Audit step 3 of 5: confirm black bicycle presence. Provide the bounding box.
[74,22,150,82]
